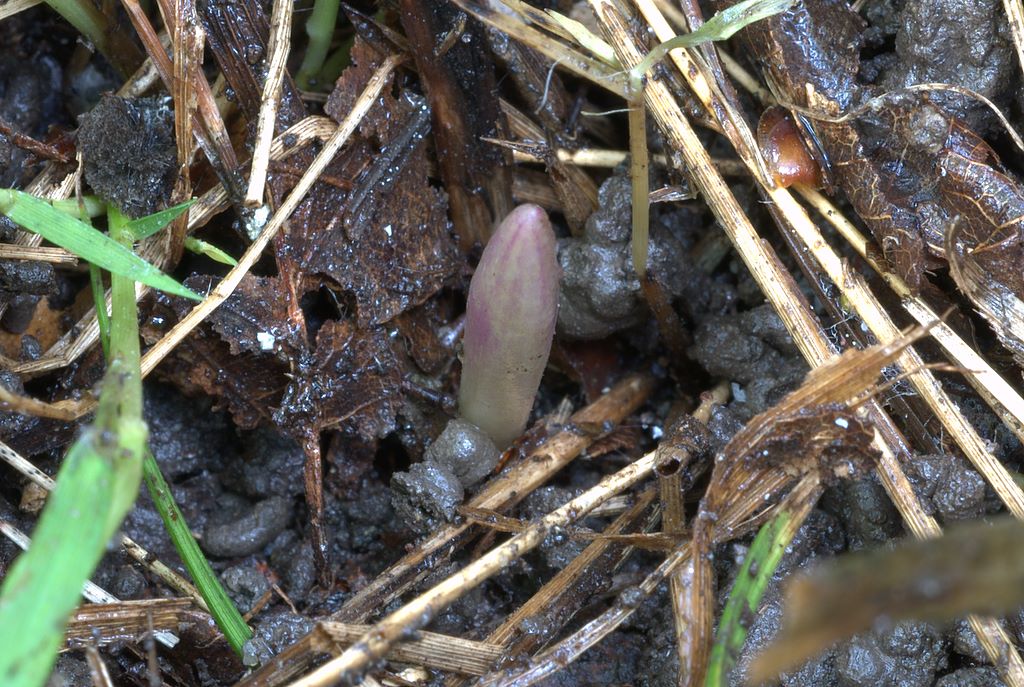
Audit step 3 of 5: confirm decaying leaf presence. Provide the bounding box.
[940,122,1024,368]
[274,319,402,441]
[142,322,289,430]
[295,40,461,327]
[749,516,1024,684]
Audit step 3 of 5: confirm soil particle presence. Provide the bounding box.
[220,562,270,613]
[45,653,91,687]
[835,620,947,687]
[522,486,585,569]
[728,510,846,687]
[952,387,1022,464]
[111,564,147,600]
[731,588,839,687]
[557,173,726,340]
[145,382,234,480]
[822,476,902,550]
[201,496,293,558]
[936,667,1007,687]
[0,259,55,297]
[19,333,41,361]
[390,460,463,534]
[0,370,37,438]
[690,304,806,415]
[223,427,306,499]
[247,609,315,664]
[882,0,1015,133]
[707,404,747,454]
[269,537,316,602]
[860,0,903,46]
[425,418,499,488]
[950,618,987,663]
[339,478,397,550]
[2,294,39,333]
[906,453,987,522]
[77,95,177,217]
[0,54,61,188]
[419,561,508,637]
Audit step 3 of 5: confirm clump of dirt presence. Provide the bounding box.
[835,621,948,687]
[881,0,1016,132]
[557,173,730,339]
[77,95,177,217]
[690,304,807,416]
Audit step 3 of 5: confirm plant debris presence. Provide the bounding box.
[7,0,1024,685]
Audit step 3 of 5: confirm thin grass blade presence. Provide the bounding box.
[0,190,200,300]
[705,510,793,687]
[142,451,252,654]
[123,200,194,240]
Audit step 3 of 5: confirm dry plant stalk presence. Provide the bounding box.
[448,388,725,687]
[579,0,1024,679]
[797,185,1024,444]
[478,475,821,687]
[245,0,293,206]
[64,599,190,647]
[290,448,663,686]
[312,623,504,676]
[0,244,77,264]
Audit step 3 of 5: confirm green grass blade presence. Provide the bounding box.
[0,190,201,300]
[0,361,146,687]
[89,264,110,358]
[630,0,796,89]
[185,236,238,266]
[143,452,253,655]
[124,200,194,241]
[705,510,794,687]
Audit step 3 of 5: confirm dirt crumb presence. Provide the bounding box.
[557,173,724,340]
[936,667,1007,687]
[690,304,806,415]
[882,0,1016,133]
[425,418,499,488]
[201,496,293,558]
[835,620,947,687]
[77,95,176,217]
[221,562,270,613]
[390,460,463,534]
[906,453,987,522]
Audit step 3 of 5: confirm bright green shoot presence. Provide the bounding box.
[705,510,794,687]
[296,0,341,90]
[0,190,200,300]
[0,207,149,687]
[0,195,251,684]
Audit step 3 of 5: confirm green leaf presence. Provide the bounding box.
[0,190,201,301]
[630,0,796,91]
[706,510,793,687]
[143,452,252,654]
[185,236,238,266]
[124,200,194,241]
[0,360,146,687]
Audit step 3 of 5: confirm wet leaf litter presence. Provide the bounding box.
[2,1,1024,686]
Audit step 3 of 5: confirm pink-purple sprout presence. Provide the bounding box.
[458,204,559,448]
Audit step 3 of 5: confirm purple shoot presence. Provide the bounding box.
[459,204,559,448]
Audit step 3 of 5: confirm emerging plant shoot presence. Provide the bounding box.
[459,204,559,448]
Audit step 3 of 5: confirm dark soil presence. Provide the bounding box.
[2,0,1024,686]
